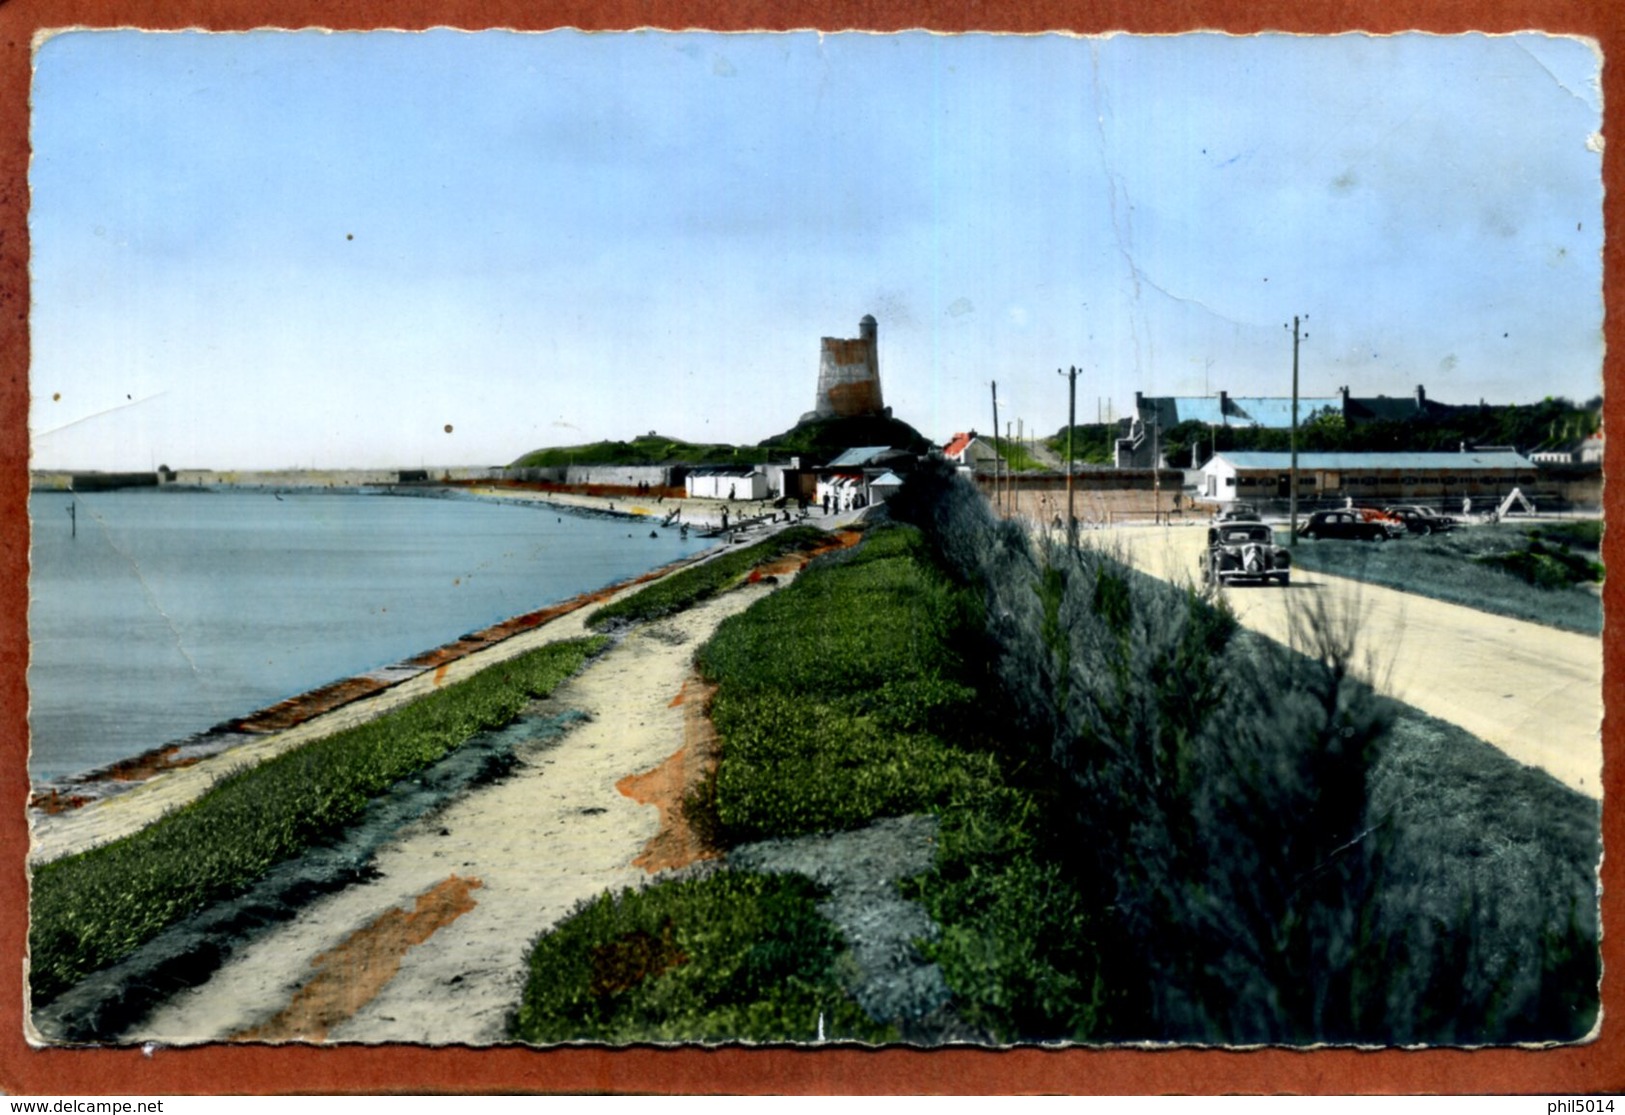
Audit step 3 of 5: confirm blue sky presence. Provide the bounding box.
[28,30,1603,470]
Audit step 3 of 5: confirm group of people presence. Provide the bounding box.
[821,490,867,515]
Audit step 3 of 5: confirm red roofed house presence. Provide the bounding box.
[942,431,1003,475]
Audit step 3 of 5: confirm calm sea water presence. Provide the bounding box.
[27,489,708,782]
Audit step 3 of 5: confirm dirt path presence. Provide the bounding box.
[124,579,781,1046]
[1093,524,1603,798]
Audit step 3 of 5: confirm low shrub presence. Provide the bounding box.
[585,525,829,629]
[1527,520,1603,551]
[695,523,997,843]
[1474,537,1604,589]
[707,689,996,841]
[30,637,606,1007]
[904,783,1108,1042]
[509,871,890,1044]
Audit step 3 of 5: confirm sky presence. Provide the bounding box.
[27,30,1605,471]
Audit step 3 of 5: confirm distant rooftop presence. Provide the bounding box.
[1140,395,1342,429]
[827,445,900,467]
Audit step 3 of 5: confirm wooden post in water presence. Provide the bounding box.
[68,500,76,538]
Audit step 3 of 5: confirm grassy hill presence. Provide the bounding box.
[510,435,775,469]
[512,415,935,470]
[757,414,933,458]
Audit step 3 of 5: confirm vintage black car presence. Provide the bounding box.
[1214,502,1262,524]
[1383,505,1457,534]
[1201,521,1292,585]
[1299,509,1395,542]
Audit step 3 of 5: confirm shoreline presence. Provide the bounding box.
[27,546,710,814]
[25,484,727,799]
[26,536,730,864]
[26,499,846,865]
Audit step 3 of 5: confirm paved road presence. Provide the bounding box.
[1092,524,1603,799]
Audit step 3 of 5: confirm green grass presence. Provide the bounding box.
[694,521,1115,1041]
[509,871,892,1044]
[584,525,830,630]
[694,524,998,841]
[1288,524,1603,635]
[29,636,606,1007]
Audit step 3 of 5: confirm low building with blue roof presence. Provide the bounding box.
[1198,448,1539,507]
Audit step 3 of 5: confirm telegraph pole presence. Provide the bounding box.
[1005,420,1013,514]
[990,381,1002,513]
[1058,365,1079,547]
[1287,314,1308,544]
[1153,411,1162,525]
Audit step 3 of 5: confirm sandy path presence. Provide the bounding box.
[1090,523,1603,798]
[126,577,781,1046]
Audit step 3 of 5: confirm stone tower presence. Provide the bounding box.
[809,314,885,420]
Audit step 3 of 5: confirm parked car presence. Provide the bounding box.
[1201,521,1292,585]
[1383,505,1457,534]
[1214,503,1262,524]
[1356,506,1407,532]
[1298,510,1394,542]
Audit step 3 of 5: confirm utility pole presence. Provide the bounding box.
[1006,420,1015,515]
[1058,365,1079,547]
[1287,314,1308,544]
[1153,411,1162,525]
[990,381,1002,514]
